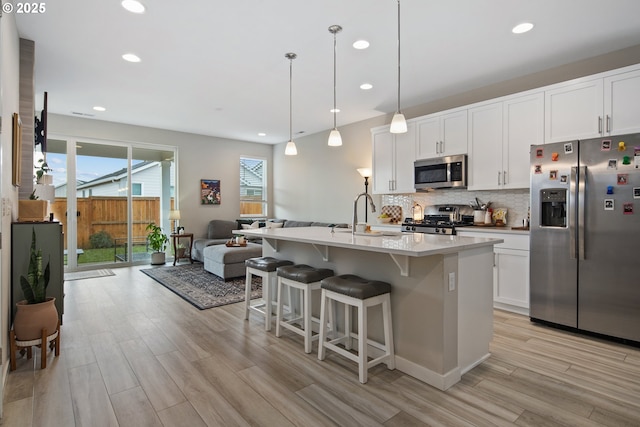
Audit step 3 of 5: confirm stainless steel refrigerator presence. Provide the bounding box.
[530,133,640,343]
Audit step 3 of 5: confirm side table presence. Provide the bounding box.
[170,233,194,266]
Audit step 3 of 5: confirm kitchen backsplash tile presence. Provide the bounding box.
[382,189,530,226]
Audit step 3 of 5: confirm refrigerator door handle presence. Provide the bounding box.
[578,166,586,260]
[570,167,578,259]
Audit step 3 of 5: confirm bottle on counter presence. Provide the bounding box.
[484,209,493,225]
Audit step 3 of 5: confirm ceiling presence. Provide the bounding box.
[14,0,640,145]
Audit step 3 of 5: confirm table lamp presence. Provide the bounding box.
[169,210,181,233]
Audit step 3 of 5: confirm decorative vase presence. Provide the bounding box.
[14,297,58,341]
[151,252,166,265]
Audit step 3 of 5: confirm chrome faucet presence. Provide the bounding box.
[353,192,376,233]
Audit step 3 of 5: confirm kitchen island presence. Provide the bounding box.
[239,226,503,390]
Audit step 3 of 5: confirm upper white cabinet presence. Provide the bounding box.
[604,68,640,136]
[545,66,640,143]
[416,109,467,159]
[468,92,544,190]
[544,78,603,143]
[371,122,416,194]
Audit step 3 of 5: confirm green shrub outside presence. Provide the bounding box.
[89,231,114,249]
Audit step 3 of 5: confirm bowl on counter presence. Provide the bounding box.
[377,217,393,224]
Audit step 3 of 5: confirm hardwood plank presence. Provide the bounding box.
[110,386,163,427]
[32,356,76,427]
[67,363,119,427]
[192,355,297,427]
[119,339,187,412]
[156,350,251,426]
[89,331,139,395]
[236,365,338,427]
[156,401,208,427]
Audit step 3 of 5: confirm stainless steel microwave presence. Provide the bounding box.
[414,154,467,190]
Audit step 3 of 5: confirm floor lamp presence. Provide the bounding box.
[357,168,372,222]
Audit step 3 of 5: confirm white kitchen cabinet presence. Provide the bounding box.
[416,109,467,159]
[371,122,415,194]
[604,68,640,135]
[544,78,603,143]
[544,66,640,143]
[468,93,543,190]
[457,230,529,315]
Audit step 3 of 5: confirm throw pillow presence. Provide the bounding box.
[266,222,283,229]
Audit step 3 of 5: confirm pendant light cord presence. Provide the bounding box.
[396,0,401,114]
[333,28,338,129]
[289,55,293,141]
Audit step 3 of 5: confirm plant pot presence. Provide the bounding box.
[151,252,166,265]
[14,297,58,341]
[176,247,186,259]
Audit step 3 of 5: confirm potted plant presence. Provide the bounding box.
[146,222,168,265]
[35,158,52,184]
[175,242,186,259]
[14,228,59,341]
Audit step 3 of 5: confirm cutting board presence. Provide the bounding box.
[381,205,403,222]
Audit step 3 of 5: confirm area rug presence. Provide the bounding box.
[64,269,115,281]
[140,263,261,310]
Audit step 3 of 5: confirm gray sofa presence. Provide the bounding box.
[192,220,238,262]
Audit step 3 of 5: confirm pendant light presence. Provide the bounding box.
[390,0,407,133]
[284,52,298,156]
[328,25,343,147]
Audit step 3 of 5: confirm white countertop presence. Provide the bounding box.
[237,226,502,257]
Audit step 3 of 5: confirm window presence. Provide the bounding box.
[240,157,267,216]
[132,182,142,196]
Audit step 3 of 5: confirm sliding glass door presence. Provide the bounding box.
[46,136,176,270]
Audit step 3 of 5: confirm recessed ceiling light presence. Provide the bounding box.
[330,108,341,113]
[122,53,141,62]
[93,106,106,112]
[353,40,370,50]
[258,132,266,136]
[512,22,534,34]
[360,83,373,90]
[121,0,145,14]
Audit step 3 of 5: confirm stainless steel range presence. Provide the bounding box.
[401,205,474,235]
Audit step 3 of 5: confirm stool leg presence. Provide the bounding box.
[318,290,328,361]
[263,272,272,331]
[344,303,352,351]
[358,302,367,383]
[244,269,252,320]
[275,277,284,337]
[10,330,17,371]
[303,284,312,353]
[383,295,395,370]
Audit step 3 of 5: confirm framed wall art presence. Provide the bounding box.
[201,179,221,205]
[12,113,22,187]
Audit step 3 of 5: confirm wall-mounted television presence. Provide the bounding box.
[34,91,48,152]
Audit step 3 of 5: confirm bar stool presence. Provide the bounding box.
[276,264,334,353]
[245,257,293,331]
[318,274,395,384]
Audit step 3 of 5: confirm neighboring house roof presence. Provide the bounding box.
[240,159,263,188]
[77,161,157,190]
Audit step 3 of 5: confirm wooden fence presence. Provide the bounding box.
[50,197,168,249]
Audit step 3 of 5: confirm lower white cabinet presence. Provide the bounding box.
[457,230,529,314]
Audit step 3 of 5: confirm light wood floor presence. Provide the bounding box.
[3,265,640,426]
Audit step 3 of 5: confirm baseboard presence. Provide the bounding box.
[394,356,461,391]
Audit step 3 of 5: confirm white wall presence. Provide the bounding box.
[0,8,22,410]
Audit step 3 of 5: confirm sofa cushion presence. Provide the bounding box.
[207,220,237,239]
[283,220,313,228]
